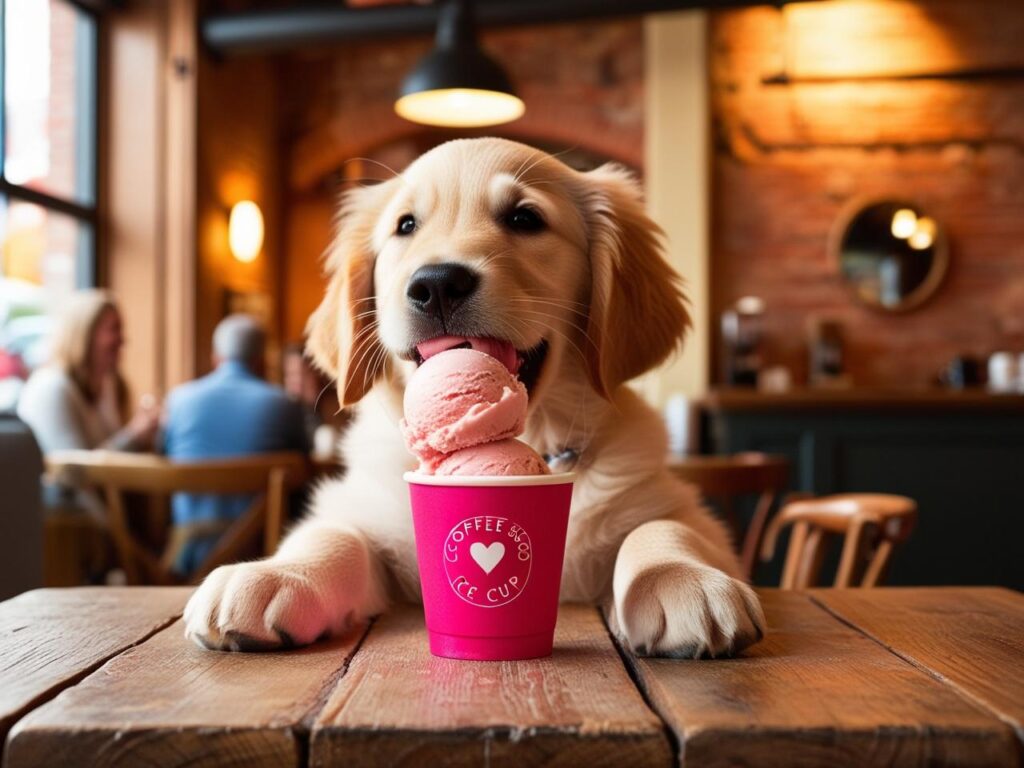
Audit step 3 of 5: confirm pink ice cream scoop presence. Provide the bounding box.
[435,439,550,477]
[400,345,549,476]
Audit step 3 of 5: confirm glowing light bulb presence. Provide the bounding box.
[229,201,264,263]
[908,216,936,250]
[908,231,932,250]
[891,208,918,239]
[736,296,765,314]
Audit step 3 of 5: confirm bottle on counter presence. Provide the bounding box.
[942,355,982,390]
[721,296,764,387]
[809,319,849,388]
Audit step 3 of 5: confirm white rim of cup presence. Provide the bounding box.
[403,471,576,487]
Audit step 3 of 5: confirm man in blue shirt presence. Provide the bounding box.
[163,315,310,576]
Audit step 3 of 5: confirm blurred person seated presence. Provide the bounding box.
[17,289,160,455]
[282,341,349,460]
[282,341,327,448]
[16,290,160,585]
[162,314,310,575]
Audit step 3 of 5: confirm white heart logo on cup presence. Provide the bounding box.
[470,542,505,574]
[444,516,532,608]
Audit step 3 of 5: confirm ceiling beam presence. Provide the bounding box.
[203,0,797,56]
[65,0,125,14]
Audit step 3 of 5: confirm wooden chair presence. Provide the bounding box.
[761,493,917,588]
[45,450,310,586]
[668,452,789,578]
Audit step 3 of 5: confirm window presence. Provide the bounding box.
[0,0,98,410]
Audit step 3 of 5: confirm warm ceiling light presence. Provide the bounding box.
[396,88,524,128]
[229,200,264,263]
[395,0,524,128]
[890,208,918,239]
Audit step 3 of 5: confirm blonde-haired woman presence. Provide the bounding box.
[17,289,159,453]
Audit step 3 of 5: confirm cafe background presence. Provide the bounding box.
[1,0,1023,594]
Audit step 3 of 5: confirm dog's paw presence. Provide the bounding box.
[184,562,341,652]
[614,562,765,658]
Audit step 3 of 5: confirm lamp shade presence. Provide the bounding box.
[395,0,524,128]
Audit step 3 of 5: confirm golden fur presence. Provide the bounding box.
[185,138,764,657]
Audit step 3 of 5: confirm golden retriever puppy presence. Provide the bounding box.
[184,138,765,657]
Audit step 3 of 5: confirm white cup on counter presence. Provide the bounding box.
[312,424,340,460]
[758,365,793,394]
[987,352,1018,394]
[664,394,698,456]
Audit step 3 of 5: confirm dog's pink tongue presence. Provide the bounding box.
[417,336,519,374]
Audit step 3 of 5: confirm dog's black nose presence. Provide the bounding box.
[406,263,480,319]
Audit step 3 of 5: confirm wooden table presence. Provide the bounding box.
[2,588,1022,767]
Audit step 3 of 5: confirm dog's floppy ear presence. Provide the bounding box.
[581,164,691,398]
[306,181,394,407]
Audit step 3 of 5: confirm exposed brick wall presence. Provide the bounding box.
[711,2,1024,387]
[277,18,645,343]
[279,19,644,190]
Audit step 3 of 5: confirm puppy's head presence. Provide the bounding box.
[307,138,689,408]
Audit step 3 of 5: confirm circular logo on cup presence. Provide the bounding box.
[443,516,532,608]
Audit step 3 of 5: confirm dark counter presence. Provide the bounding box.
[703,388,1024,413]
[702,388,1024,589]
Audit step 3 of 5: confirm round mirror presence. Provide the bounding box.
[831,199,948,312]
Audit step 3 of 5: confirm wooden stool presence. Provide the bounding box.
[669,452,789,578]
[762,493,917,588]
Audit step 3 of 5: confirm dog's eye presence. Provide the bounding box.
[396,214,417,236]
[504,206,545,233]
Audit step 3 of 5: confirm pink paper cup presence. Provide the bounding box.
[404,471,575,661]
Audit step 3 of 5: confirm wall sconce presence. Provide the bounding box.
[394,0,524,128]
[229,200,264,263]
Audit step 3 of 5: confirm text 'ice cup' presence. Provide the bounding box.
[405,472,575,661]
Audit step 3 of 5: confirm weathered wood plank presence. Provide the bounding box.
[812,588,1024,745]
[626,590,1019,767]
[310,604,671,768]
[783,0,1024,80]
[5,618,370,768]
[0,587,190,744]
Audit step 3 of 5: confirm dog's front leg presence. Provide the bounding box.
[611,519,765,658]
[184,520,387,651]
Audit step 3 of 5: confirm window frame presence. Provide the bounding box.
[0,0,101,288]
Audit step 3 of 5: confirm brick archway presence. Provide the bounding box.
[290,97,642,192]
